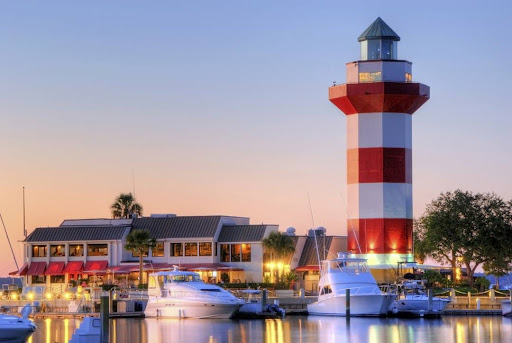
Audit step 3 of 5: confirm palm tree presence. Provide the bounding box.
[124,229,155,285]
[111,193,143,219]
[262,231,295,282]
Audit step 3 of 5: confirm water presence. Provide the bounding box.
[25,316,512,343]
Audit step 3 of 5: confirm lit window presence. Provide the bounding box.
[185,243,198,256]
[359,72,382,83]
[152,242,164,257]
[50,245,65,257]
[231,244,241,262]
[87,244,108,256]
[170,243,183,257]
[241,244,251,262]
[405,72,412,82]
[199,242,212,256]
[69,244,84,257]
[220,244,230,262]
[32,245,47,257]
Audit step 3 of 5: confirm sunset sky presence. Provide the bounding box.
[1,1,512,275]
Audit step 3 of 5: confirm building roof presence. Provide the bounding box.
[26,226,128,242]
[298,236,333,267]
[131,216,222,239]
[217,225,268,242]
[358,17,400,42]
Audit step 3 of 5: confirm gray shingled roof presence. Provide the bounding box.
[298,236,333,266]
[217,225,268,242]
[131,216,221,239]
[358,17,400,42]
[26,226,128,242]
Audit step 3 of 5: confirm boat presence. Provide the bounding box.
[307,253,395,316]
[235,289,285,319]
[502,299,511,318]
[68,316,101,343]
[0,304,36,341]
[144,268,244,319]
[388,280,451,317]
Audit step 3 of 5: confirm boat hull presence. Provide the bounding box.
[389,296,450,317]
[307,294,394,316]
[502,300,511,318]
[144,299,241,319]
[0,322,36,340]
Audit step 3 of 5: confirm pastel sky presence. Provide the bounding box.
[1,1,512,275]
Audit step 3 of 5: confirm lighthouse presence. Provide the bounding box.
[330,18,429,273]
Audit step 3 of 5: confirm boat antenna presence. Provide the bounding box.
[0,213,19,271]
[23,187,27,238]
[339,192,362,254]
[307,193,322,271]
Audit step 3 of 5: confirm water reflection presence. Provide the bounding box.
[26,316,512,343]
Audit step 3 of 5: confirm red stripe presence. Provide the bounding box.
[347,218,413,254]
[329,82,429,115]
[347,148,410,184]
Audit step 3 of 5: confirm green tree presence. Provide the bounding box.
[124,229,155,285]
[414,190,512,288]
[262,231,295,282]
[111,193,143,219]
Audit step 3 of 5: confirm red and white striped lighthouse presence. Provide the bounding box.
[330,18,429,266]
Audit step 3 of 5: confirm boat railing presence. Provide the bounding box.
[320,286,383,300]
[160,289,234,301]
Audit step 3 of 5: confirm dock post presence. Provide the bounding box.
[109,288,114,314]
[468,292,472,309]
[262,289,268,312]
[450,288,456,303]
[346,289,350,318]
[100,295,109,343]
[427,288,433,312]
[509,289,511,302]
[300,288,305,299]
[489,289,496,303]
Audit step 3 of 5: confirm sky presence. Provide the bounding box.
[1,1,512,275]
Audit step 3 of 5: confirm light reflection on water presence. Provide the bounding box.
[26,316,512,343]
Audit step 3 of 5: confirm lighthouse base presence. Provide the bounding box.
[352,253,415,283]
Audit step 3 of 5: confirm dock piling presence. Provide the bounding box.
[346,289,350,318]
[100,295,109,343]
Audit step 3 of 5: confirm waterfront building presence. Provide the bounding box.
[13,214,345,295]
[328,18,429,280]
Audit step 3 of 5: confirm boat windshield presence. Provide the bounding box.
[322,260,369,274]
[158,274,203,284]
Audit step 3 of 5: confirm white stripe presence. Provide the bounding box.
[347,183,412,219]
[346,113,412,149]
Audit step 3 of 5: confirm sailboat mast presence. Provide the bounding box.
[0,213,19,270]
[23,187,27,238]
[307,193,322,271]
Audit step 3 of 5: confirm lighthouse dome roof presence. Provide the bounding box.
[358,17,400,42]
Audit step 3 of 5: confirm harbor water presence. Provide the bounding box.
[22,315,512,343]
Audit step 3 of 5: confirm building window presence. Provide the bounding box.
[32,275,46,284]
[50,275,65,283]
[220,244,230,262]
[88,244,108,256]
[170,243,183,257]
[199,242,212,256]
[50,245,65,257]
[69,244,84,257]
[185,243,198,256]
[152,242,164,257]
[405,72,412,82]
[359,71,382,83]
[231,244,241,262]
[32,245,47,257]
[132,250,148,258]
[241,244,251,262]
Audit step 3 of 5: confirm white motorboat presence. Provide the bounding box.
[145,269,243,319]
[502,300,511,318]
[68,316,101,343]
[0,304,36,341]
[389,280,451,317]
[307,253,394,316]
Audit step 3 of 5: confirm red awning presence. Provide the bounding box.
[295,265,319,272]
[26,262,47,276]
[63,261,83,274]
[9,263,28,276]
[45,262,65,275]
[83,260,109,274]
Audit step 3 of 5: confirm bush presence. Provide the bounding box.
[137,284,148,289]
[220,273,230,283]
[475,277,490,291]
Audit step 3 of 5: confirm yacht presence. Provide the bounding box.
[389,280,451,317]
[0,304,36,341]
[307,253,394,316]
[144,269,244,319]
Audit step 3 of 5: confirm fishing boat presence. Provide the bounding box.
[144,268,243,319]
[0,304,36,341]
[388,280,451,317]
[307,253,394,316]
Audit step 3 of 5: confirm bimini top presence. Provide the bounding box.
[358,17,400,42]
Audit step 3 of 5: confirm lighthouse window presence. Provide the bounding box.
[405,72,412,82]
[368,39,381,60]
[359,72,382,83]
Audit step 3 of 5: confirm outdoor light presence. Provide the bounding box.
[10,292,18,300]
[27,292,35,301]
[45,292,52,300]
[64,292,71,300]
